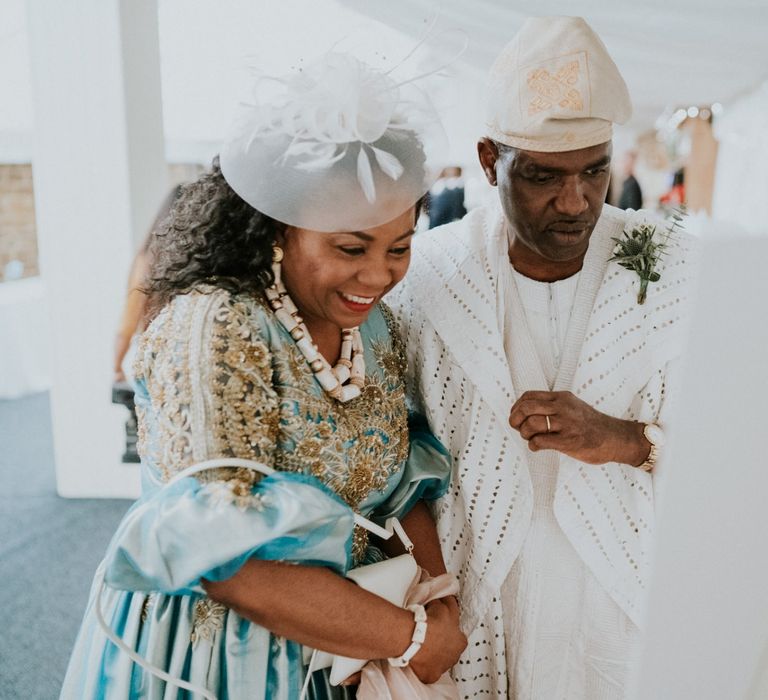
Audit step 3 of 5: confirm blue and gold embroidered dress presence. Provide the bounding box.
[61,288,450,699]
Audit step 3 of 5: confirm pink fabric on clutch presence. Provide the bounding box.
[357,570,461,700]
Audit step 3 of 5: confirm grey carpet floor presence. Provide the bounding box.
[0,393,130,700]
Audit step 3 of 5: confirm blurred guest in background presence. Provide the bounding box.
[617,150,643,210]
[112,186,182,383]
[427,166,467,228]
[659,168,686,209]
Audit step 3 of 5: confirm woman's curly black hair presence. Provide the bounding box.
[146,158,283,318]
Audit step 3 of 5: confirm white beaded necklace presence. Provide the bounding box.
[264,247,365,402]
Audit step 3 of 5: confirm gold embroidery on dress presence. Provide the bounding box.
[135,291,280,484]
[135,404,148,459]
[133,302,196,481]
[273,372,407,512]
[351,524,370,563]
[199,470,270,511]
[190,597,227,645]
[136,293,410,564]
[378,303,407,371]
[370,333,406,382]
[139,594,154,623]
[527,60,583,115]
[207,296,279,464]
[270,312,409,518]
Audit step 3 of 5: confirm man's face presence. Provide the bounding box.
[480,139,612,274]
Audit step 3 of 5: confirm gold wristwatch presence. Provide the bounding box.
[638,423,665,472]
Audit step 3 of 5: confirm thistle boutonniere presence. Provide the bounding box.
[609,209,684,304]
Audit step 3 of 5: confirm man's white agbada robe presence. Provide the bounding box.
[388,202,697,698]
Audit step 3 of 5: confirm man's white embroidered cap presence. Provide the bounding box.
[485,16,631,153]
[220,52,447,232]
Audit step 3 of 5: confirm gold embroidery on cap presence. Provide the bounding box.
[527,60,583,115]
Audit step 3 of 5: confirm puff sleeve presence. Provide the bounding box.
[104,291,356,593]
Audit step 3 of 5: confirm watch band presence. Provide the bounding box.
[637,442,658,472]
[638,423,662,472]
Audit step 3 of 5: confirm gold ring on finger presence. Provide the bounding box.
[545,415,552,433]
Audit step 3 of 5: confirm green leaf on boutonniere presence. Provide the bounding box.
[609,208,684,304]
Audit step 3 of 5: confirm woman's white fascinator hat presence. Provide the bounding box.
[220,48,450,232]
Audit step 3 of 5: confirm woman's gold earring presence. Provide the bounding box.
[272,245,284,263]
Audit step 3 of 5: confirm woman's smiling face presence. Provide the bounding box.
[277,206,416,333]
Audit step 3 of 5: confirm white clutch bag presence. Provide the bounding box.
[303,546,420,686]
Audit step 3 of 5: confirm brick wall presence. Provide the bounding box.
[0,162,206,282]
[0,164,38,280]
[168,162,204,186]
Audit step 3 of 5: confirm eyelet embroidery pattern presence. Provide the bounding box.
[387,205,698,697]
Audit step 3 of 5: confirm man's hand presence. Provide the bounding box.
[509,390,650,466]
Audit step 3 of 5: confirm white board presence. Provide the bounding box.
[629,233,768,699]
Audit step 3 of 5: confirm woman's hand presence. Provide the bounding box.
[341,595,463,687]
[408,598,467,684]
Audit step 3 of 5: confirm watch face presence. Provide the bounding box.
[645,424,666,447]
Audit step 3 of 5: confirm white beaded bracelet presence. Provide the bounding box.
[388,604,428,668]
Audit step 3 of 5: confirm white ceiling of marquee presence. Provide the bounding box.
[0,0,432,160]
[2,0,767,163]
[340,0,768,131]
